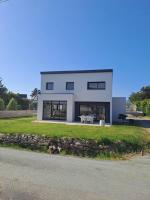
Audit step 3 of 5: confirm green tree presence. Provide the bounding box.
[29,101,37,110]
[30,88,40,100]
[3,91,17,107]
[129,85,150,103]
[7,98,18,110]
[0,98,5,110]
[16,94,29,110]
[0,78,7,97]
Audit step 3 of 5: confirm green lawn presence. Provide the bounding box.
[0,117,149,146]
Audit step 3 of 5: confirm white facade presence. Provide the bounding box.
[112,97,126,122]
[38,93,74,122]
[37,69,113,124]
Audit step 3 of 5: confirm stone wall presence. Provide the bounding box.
[0,134,143,157]
[0,110,37,119]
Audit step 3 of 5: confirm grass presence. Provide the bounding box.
[0,117,149,145]
[0,117,150,159]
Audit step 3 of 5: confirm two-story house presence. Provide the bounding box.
[37,69,126,124]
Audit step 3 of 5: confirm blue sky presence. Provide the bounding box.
[0,0,150,97]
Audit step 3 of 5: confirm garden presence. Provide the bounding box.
[0,117,150,159]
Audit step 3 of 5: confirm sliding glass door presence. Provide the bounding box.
[75,102,110,123]
[79,104,105,120]
[43,101,67,120]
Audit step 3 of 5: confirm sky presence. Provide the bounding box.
[0,0,150,98]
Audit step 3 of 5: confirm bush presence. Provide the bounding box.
[17,98,30,110]
[136,99,150,116]
[7,98,18,110]
[29,101,37,110]
[0,98,5,110]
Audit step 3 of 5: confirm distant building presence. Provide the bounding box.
[17,94,28,99]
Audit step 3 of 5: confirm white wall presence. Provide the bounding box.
[38,71,113,123]
[37,93,74,122]
[112,97,126,122]
[41,72,112,102]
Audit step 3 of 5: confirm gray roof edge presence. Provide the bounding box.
[40,69,113,75]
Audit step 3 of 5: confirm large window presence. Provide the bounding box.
[80,104,105,120]
[46,82,54,90]
[87,82,106,90]
[66,82,74,90]
[75,102,110,123]
[43,101,67,120]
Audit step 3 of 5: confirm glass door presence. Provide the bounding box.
[59,101,67,120]
[79,103,105,121]
[51,101,60,119]
[43,101,67,120]
[96,105,105,120]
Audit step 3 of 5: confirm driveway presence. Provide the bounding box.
[0,148,150,200]
[132,117,150,133]
[127,114,150,133]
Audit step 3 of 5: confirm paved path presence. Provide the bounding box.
[127,115,150,133]
[134,118,150,133]
[0,148,150,200]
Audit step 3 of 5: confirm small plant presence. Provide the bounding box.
[7,97,18,110]
[0,98,5,110]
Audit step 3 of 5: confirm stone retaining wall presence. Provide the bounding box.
[0,110,37,119]
[0,134,143,157]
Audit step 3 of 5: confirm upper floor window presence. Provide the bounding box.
[66,82,74,90]
[87,82,106,90]
[46,82,54,90]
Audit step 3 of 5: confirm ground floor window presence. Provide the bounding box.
[75,102,110,123]
[43,101,67,120]
[80,104,105,120]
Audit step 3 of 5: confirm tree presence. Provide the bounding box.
[16,94,29,110]
[129,85,150,103]
[0,98,5,110]
[29,101,37,110]
[30,88,40,100]
[141,86,150,99]
[7,98,18,110]
[3,91,17,107]
[0,78,7,97]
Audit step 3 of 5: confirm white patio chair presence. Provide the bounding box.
[86,115,94,124]
[79,115,86,123]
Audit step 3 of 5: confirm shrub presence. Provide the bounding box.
[0,98,5,110]
[29,101,37,110]
[17,98,30,110]
[136,99,150,116]
[7,98,18,110]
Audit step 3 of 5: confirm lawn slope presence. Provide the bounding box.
[0,117,149,146]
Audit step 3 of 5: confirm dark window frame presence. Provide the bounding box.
[46,82,54,90]
[43,100,67,120]
[75,102,110,123]
[87,82,106,90]
[66,82,74,90]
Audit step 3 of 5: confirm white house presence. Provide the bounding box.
[37,69,126,124]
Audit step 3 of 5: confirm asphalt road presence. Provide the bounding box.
[0,148,150,200]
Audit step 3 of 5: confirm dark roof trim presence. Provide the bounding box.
[41,69,113,75]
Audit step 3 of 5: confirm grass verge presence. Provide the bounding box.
[0,117,150,159]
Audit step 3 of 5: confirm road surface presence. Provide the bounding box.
[0,148,150,200]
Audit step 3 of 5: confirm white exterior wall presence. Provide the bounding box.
[37,93,74,122]
[41,72,112,102]
[112,97,126,122]
[38,71,113,123]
